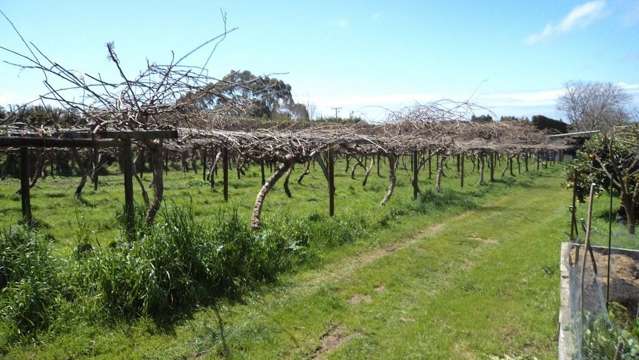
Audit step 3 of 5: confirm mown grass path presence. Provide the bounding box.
[7,171,569,359]
[179,173,566,359]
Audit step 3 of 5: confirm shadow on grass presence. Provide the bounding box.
[411,189,479,214]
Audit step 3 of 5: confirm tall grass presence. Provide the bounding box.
[0,203,368,348]
[0,227,61,342]
[0,183,487,349]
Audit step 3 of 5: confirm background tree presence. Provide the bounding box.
[569,128,639,234]
[470,114,493,123]
[499,115,529,123]
[558,81,633,132]
[531,115,568,133]
[186,70,308,120]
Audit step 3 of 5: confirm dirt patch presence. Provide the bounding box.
[311,325,357,359]
[468,233,498,245]
[374,284,385,293]
[348,293,372,305]
[571,246,639,314]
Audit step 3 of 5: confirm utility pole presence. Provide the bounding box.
[331,106,341,120]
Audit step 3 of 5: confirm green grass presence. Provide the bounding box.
[0,158,579,358]
[572,188,639,251]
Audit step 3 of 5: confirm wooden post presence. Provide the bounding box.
[460,153,464,188]
[19,147,32,225]
[120,139,134,237]
[328,148,335,216]
[412,150,419,199]
[202,149,207,181]
[478,154,485,185]
[509,156,514,176]
[570,174,578,241]
[428,149,432,179]
[489,152,495,182]
[536,151,540,171]
[92,139,99,191]
[222,147,229,202]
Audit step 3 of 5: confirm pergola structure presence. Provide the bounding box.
[1,118,570,231]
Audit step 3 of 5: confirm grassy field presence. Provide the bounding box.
[0,157,619,359]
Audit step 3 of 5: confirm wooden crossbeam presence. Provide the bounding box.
[1,129,178,141]
[0,137,120,148]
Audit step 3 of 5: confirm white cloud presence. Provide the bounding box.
[296,82,639,121]
[526,0,607,45]
[298,89,564,110]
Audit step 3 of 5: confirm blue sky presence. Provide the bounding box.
[1,0,638,121]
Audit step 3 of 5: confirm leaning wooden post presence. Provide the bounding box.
[19,147,32,225]
[328,147,335,217]
[119,139,135,237]
[222,147,229,202]
[411,150,419,199]
[570,173,578,241]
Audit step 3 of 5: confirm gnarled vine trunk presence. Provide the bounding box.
[380,154,397,206]
[251,159,294,229]
[145,141,164,225]
[435,155,445,193]
[478,154,485,185]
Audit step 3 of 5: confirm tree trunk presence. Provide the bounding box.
[297,161,311,184]
[251,160,293,229]
[489,152,495,182]
[362,159,373,187]
[283,165,293,198]
[428,150,432,179]
[380,154,397,205]
[436,155,445,193]
[71,148,88,199]
[411,151,420,199]
[478,154,485,185]
[145,142,164,225]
